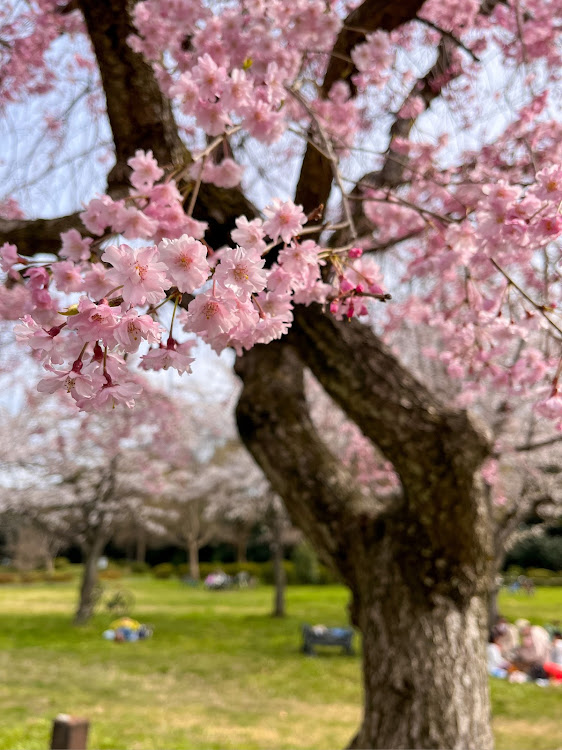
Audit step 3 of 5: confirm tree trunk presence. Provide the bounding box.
[488,585,500,633]
[136,528,146,563]
[74,536,105,625]
[350,588,492,749]
[188,540,200,581]
[236,533,248,564]
[271,525,286,618]
[235,341,494,749]
[44,554,54,574]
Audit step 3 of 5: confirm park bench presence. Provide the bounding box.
[302,624,354,656]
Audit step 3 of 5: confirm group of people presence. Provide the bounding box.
[487,617,562,684]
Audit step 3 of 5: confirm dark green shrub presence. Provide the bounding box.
[99,568,123,580]
[317,564,339,584]
[130,561,150,575]
[261,561,297,585]
[291,542,320,584]
[505,565,524,578]
[0,572,19,584]
[152,562,176,579]
[505,535,562,571]
[54,557,70,569]
[534,576,562,586]
[45,571,74,583]
[20,571,45,583]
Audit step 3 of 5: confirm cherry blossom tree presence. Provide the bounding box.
[0,386,184,623]
[1,0,562,746]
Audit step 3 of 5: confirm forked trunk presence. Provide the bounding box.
[74,537,105,625]
[235,330,494,750]
[350,590,492,750]
[188,540,200,581]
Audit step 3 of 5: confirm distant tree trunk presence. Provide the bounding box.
[44,554,54,574]
[236,532,248,564]
[187,539,200,580]
[126,539,135,562]
[488,585,500,633]
[270,504,286,617]
[136,528,146,563]
[488,552,505,632]
[74,535,106,625]
[271,536,286,618]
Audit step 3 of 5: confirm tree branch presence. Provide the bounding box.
[294,0,426,217]
[289,305,492,571]
[1,0,257,257]
[0,213,86,257]
[235,341,379,585]
[77,0,187,194]
[515,434,562,452]
[292,305,489,482]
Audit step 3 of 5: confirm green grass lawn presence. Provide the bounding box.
[0,579,560,749]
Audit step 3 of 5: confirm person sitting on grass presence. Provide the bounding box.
[513,625,549,681]
[493,616,518,657]
[487,631,511,678]
[550,632,562,667]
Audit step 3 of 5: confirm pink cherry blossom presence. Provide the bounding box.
[128,149,164,191]
[114,310,162,352]
[14,315,65,359]
[37,361,101,399]
[0,242,23,274]
[140,338,195,374]
[230,216,266,253]
[157,235,210,293]
[52,261,84,293]
[101,244,169,306]
[69,297,120,345]
[263,199,306,244]
[60,229,93,262]
[186,289,239,340]
[214,246,267,297]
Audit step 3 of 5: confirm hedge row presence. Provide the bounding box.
[151,560,338,584]
[0,570,74,584]
[503,566,562,586]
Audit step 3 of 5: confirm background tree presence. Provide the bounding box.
[0,386,185,623]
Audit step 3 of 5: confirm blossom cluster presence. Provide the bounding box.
[381,158,562,425]
[1,151,385,411]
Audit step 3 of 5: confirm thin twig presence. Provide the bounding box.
[287,85,358,240]
[416,18,480,62]
[193,126,242,162]
[491,258,562,339]
[187,155,206,217]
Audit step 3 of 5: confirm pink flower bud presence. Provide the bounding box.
[348,247,363,258]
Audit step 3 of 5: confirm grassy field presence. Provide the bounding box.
[0,579,560,749]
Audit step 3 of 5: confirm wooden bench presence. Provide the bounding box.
[302,625,354,655]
